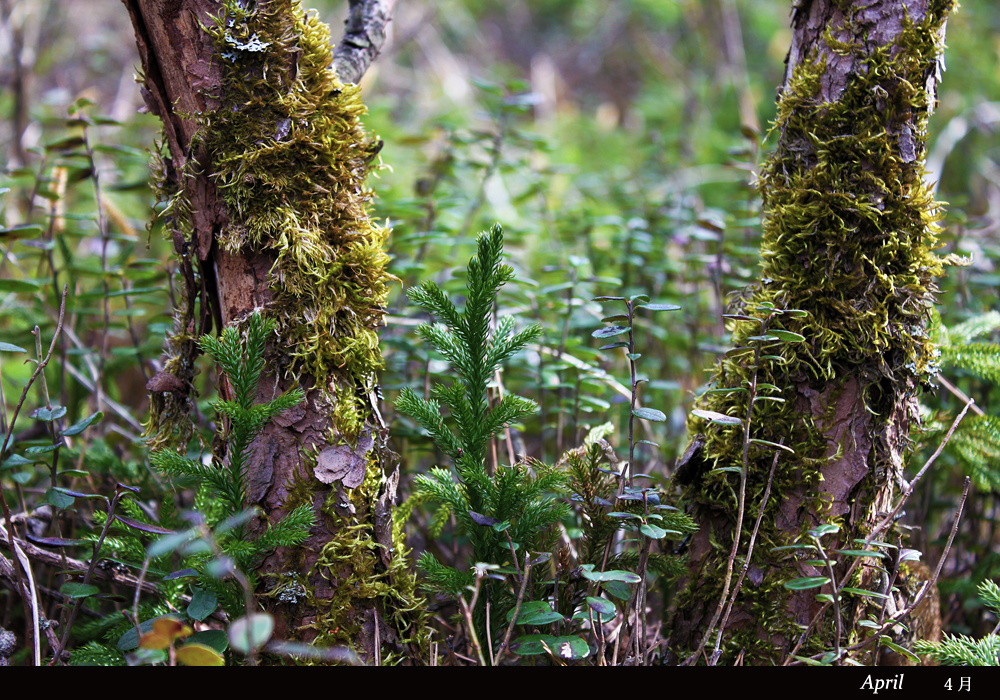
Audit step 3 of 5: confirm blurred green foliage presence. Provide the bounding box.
[2,0,1000,664]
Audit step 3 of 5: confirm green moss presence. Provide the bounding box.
[145,0,393,450]
[203,0,392,393]
[300,456,431,660]
[674,3,955,662]
[142,0,428,662]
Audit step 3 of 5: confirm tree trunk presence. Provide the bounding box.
[122,0,425,663]
[670,0,954,664]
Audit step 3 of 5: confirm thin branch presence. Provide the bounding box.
[332,0,395,85]
[783,399,974,664]
[710,444,781,664]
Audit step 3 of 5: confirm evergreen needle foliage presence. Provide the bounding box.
[148,311,314,615]
[929,310,1000,492]
[914,580,1000,666]
[395,224,565,599]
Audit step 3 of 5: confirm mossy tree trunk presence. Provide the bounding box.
[123,0,424,662]
[670,0,954,664]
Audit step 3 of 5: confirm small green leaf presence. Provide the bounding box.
[61,411,103,437]
[1,454,32,470]
[32,406,67,421]
[549,635,592,660]
[783,577,830,590]
[0,342,27,353]
[51,487,107,502]
[834,549,885,559]
[229,613,274,654]
[747,334,780,342]
[187,589,218,622]
[878,637,920,663]
[0,225,43,240]
[580,564,641,584]
[599,342,630,350]
[809,523,840,537]
[45,488,75,509]
[603,580,633,600]
[632,407,666,422]
[637,303,681,312]
[0,278,42,293]
[769,330,806,342]
[639,523,668,539]
[586,596,617,616]
[592,326,630,338]
[691,409,743,426]
[511,634,557,656]
[841,587,888,599]
[61,582,100,599]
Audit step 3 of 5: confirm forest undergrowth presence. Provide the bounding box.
[1,0,1000,666]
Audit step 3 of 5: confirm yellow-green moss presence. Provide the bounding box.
[204,0,392,395]
[144,0,428,661]
[675,2,955,663]
[145,0,393,450]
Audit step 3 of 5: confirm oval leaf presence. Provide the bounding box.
[637,303,681,312]
[591,326,630,339]
[691,409,743,426]
[229,613,274,654]
[32,406,67,421]
[783,577,830,590]
[176,642,225,667]
[187,588,218,622]
[586,596,617,616]
[632,407,666,422]
[61,411,103,437]
[769,330,806,342]
[60,582,100,599]
[639,523,668,539]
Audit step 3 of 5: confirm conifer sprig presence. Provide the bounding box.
[395,224,566,639]
[148,311,313,617]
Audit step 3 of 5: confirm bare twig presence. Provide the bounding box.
[710,444,781,665]
[458,572,487,666]
[783,400,973,664]
[333,0,396,84]
[494,555,533,665]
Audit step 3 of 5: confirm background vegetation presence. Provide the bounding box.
[1,0,999,664]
